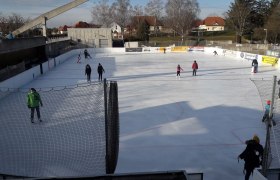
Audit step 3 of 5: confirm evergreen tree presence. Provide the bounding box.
[136,20,149,41]
[265,3,280,43]
[226,0,272,43]
[249,0,270,30]
[270,0,280,9]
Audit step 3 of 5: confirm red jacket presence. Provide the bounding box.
[192,62,198,69]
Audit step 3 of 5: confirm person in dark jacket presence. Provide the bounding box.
[97,63,105,81]
[238,135,264,180]
[85,64,92,82]
[84,49,92,59]
[252,59,258,73]
[27,88,43,123]
[192,60,198,76]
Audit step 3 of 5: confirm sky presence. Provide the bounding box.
[0,0,232,28]
[0,48,276,179]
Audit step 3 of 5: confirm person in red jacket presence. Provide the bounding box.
[192,60,198,76]
[176,64,183,79]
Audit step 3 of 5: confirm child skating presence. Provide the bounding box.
[176,64,183,80]
[77,53,81,63]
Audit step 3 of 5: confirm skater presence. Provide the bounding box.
[84,49,92,59]
[85,64,92,82]
[238,135,264,180]
[77,53,81,63]
[192,60,198,76]
[262,100,270,122]
[97,63,105,81]
[27,88,43,123]
[261,100,276,126]
[213,50,218,55]
[84,49,88,59]
[252,59,258,73]
[163,48,166,54]
[176,64,183,79]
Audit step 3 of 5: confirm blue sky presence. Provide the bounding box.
[0,0,232,27]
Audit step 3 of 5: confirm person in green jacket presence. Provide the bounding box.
[27,88,43,123]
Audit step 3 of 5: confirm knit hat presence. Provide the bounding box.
[253,135,260,143]
[267,100,271,105]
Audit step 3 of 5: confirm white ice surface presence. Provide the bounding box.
[21,51,280,179]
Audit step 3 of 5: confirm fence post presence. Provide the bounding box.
[269,75,277,120]
[103,78,108,173]
[262,75,277,176]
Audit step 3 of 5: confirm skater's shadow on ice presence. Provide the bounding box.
[110,72,176,81]
[197,71,225,76]
[110,66,259,81]
[120,101,265,144]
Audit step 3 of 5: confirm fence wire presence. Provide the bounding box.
[0,81,119,178]
[251,77,280,176]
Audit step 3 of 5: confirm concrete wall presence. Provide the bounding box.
[68,28,112,48]
[0,37,46,54]
[0,49,77,89]
[125,42,138,48]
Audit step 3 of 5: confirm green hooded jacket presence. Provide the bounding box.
[27,91,42,108]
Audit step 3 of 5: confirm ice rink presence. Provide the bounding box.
[7,51,280,179]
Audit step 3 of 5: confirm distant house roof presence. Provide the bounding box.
[74,21,101,28]
[58,25,70,31]
[193,20,203,27]
[202,16,225,26]
[132,16,163,27]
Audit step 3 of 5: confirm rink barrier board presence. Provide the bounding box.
[0,47,279,90]
[262,55,279,65]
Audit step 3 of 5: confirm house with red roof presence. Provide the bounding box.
[74,21,101,28]
[197,16,225,32]
[126,16,163,35]
[58,25,71,35]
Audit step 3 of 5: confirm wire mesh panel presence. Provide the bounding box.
[0,83,110,177]
[106,81,119,174]
[251,77,280,174]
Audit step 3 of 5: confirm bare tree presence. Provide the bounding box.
[0,12,7,34]
[91,0,113,27]
[111,0,132,33]
[0,12,29,36]
[165,0,199,43]
[145,0,164,36]
[226,0,252,43]
[131,5,144,16]
[145,0,164,17]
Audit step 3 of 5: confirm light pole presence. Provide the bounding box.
[250,32,253,44]
[264,28,268,44]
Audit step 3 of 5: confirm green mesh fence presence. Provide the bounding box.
[251,77,280,176]
[0,81,119,178]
